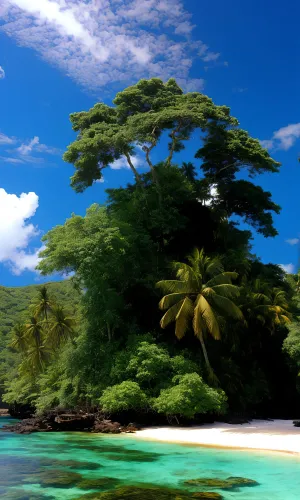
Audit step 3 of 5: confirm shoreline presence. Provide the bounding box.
[132,419,300,456]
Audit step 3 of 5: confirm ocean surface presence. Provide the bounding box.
[1,417,300,499]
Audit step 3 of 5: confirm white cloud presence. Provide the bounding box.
[110,154,143,170]
[280,263,295,274]
[0,188,42,274]
[0,0,222,92]
[0,132,14,144]
[0,132,61,164]
[261,123,300,151]
[286,238,299,246]
[260,139,274,150]
[17,136,39,155]
[0,156,24,164]
[203,184,218,206]
[0,66,5,79]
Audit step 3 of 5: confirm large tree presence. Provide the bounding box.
[63,78,280,238]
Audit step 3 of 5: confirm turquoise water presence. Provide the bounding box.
[1,417,300,499]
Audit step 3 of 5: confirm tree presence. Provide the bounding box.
[31,286,55,322]
[63,78,236,192]
[152,373,227,419]
[47,305,76,349]
[157,248,243,376]
[9,324,27,353]
[241,279,291,331]
[64,78,280,239]
[23,316,46,373]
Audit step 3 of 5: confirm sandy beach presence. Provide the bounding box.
[134,420,300,454]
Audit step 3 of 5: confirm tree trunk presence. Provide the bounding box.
[199,335,211,372]
[124,153,143,185]
[198,334,218,384]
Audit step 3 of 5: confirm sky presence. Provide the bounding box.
[0,0,300,287]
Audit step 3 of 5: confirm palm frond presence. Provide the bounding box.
[172,261,199,288]
[160,300,184,329]
[205,272,238,287]
[195,294,221,340]
[174,297,194,339]
[156,280,191,294]
[209,293,244,320]
[210,283,240,299]
[159,292,190,310]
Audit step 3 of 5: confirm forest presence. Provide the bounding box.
[1,78,300,423]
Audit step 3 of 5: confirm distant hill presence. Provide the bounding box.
[0,281,81,348]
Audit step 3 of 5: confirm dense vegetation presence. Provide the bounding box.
[1,78,300,421]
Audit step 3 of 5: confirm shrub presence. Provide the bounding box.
[99,381,148,413]
[152,373,227,419]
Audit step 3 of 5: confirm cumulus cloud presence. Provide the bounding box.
[0,188,42,274]
[280,263,295,274]
[286,238,299,246]
[0,66,5,79]
[261,123,300,151]
[0,0,222,92]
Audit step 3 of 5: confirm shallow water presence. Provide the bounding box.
[1,417,300,499]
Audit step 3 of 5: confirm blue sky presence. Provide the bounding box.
[0,0,300,287]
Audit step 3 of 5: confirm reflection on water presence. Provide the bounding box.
[1,417,300,499]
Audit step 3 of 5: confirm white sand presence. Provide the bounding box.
[133,420,300,454]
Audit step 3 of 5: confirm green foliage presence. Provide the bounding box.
[2,78,298,420]
[0,281,80,347]
[152,373,227,418]
[100,381,148,413]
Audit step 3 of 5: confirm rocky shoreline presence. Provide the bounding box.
[1,410,138,434]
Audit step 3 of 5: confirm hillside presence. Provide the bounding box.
[0,280,81,348]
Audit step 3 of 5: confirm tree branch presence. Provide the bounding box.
[124,152,142,185]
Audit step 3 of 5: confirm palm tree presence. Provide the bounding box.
[241,279,291,331]
[25,344,49,374]
[31,286,54,321]
[270,288,291,327]
[181,162,197,183]
[9,323,27,352]
[23,316,47,373]
[47,305,76,349]
[24,316,44,350]
[157,248,243,376]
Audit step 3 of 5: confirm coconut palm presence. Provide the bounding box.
[157,248,243,376]
[26,344,49,374]
[24,316,44,350]
[241,279,291,331]
[31,286,54,321]
[47,305,76,349]
[9,323,27,353]
[23,316,47,373]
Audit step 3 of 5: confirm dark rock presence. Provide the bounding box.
[92,419,122,434]
[293,420,300,427]
[227,418,250,425]
[227,477,259,487]
[77,477,120,490]
[2,411,129,434]
[192,494,223,499]
[36,470,83,488]
[74,485,223,500]
[184,476,259,491]
[184,479,233,490]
